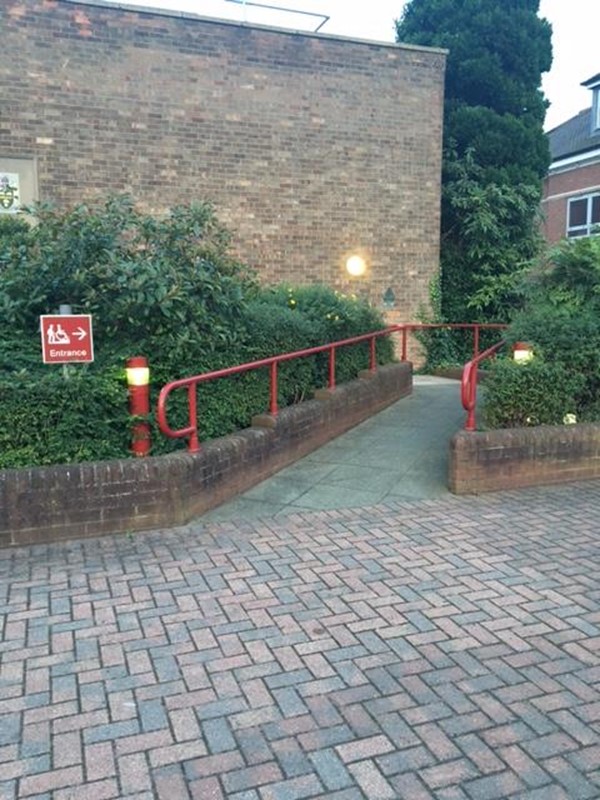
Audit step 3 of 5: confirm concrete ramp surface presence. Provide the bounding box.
[202,376,464,522]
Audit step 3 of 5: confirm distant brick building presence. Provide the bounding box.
[0,0,446,321]
[543,73,600,243]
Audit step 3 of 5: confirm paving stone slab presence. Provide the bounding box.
[1,478,600,798]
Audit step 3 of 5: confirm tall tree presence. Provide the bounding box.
[396,0,552,322]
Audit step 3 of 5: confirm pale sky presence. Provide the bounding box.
[105,0,598,131]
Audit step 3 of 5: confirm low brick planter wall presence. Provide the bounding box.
[0,363,411,548]
[449,424,600,494]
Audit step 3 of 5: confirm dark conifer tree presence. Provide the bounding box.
[397,0,553,322]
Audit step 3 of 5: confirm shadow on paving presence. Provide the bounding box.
[201,375,465,523]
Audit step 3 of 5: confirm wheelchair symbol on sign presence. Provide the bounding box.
[46,324,70,345]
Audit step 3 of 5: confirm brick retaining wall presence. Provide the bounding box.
[0,363,411,547]
[449,424,600,494]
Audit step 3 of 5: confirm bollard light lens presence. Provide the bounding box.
[126,357,150,386]
[512,342,534,364]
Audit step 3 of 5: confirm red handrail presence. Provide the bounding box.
[157,322,507,451]
[157,327,392,452]
[399,322,507,362]
[461,340,506,431]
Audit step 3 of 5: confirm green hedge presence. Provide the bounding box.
[263,284,394,383]
[482,237,600,429]
[148,300,323,450]
[0,291,392,466]
[506,308,600,413]
[0,197,393,467]
[0,369,129,468]
[482,358,584,429]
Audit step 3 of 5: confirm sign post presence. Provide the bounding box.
[40,314,94,364]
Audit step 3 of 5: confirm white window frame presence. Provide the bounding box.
[567,192,600,238]
[593,87,600,132]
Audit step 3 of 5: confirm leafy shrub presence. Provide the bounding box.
[262,284,394,383]
[149,290,393,450]
[0,196,253,361]
[520,236,600,313]
[507,307,600,411]
[415,275,506,371]
[0,198,393,467]
[483,237,600,429]
[241,300,321,404]
[0,214,30,261]
[0,369,128,469]
[482,358,585,429]
[149,301,323,449]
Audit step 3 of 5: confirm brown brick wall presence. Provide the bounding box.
[0,363,412,548]
[449,425,600,494]
[0,0,445,319]
[542,161,600,243]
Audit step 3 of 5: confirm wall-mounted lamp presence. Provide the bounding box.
[512,342,534,364]
[126,356,151,457]
[382,287,395,310]
[346,255,367,278]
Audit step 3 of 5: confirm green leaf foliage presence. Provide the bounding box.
[0,369,129,468]
[0,198,393,467]
[397,0,551,125]
[520,236,600,312]
[483,238,600,427]
[441,151,543,322]
[482,358,584,429]
[397,0,552,327]
[262,284,394,384]
[0,196,252,359]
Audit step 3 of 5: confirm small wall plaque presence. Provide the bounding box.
[0,172,21,213]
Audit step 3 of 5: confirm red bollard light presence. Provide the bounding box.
[512,341,534,363]
[126,356,151,457]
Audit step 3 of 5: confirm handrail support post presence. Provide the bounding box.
[369,336,376,372]
[187,383,200,452]
[270,361,279,415]
[329,347,336,390]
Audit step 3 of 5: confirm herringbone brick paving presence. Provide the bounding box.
[1,480,599,799]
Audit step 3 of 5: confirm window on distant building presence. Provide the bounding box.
[567,193,600,237]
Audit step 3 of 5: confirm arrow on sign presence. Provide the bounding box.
[73,327,87,341]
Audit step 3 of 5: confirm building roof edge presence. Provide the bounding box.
[57,0,449,55]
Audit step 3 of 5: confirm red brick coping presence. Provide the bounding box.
[449,424,600,494]
[0,363,411,548]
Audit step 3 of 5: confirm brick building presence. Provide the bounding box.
[542,73,600,243]
[0,0,446,320]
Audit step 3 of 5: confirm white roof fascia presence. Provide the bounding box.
[549,147,600,172]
